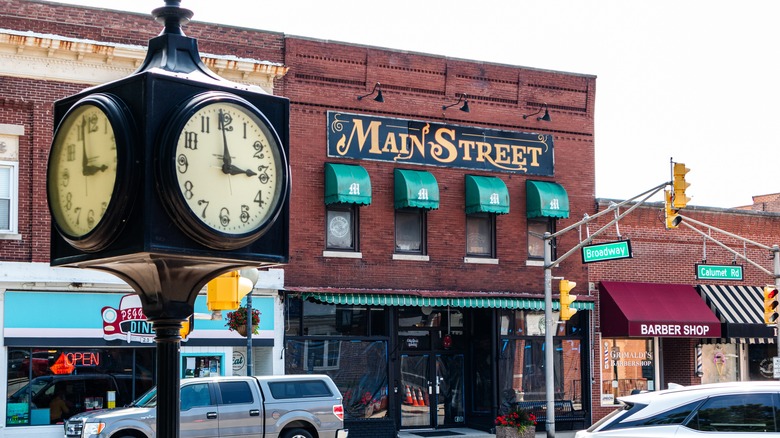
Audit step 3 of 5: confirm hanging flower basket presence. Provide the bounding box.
[226,306,260,337]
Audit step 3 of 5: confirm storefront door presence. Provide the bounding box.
[399,353,465,429]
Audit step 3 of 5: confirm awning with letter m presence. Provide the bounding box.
[526,180,569,218]
[465,175,509,214]
[324,162,372,205]
[394,168,439,209]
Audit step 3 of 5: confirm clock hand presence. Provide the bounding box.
[219,109,233,174]
[81,116,90,176]
[225,164,257,177]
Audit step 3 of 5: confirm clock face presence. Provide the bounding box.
[160,92,288,250]
[48,102,118,240]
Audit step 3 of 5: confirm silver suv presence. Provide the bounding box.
[577,381,780,437]
[64,375,348,438]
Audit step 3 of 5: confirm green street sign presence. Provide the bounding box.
[581,240,633,263]
[695,264,743,281]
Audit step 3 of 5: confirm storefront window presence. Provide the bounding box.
[699,343,739,383]
[6,347,154,426]
[599,339,655,406]
[285,339,388,420]
[748,343,778,381]
[498,310,585,409]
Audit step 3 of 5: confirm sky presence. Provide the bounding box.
[54,0,780,209]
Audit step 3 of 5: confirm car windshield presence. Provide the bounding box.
[131,387,157,407]
[586,403,632,432]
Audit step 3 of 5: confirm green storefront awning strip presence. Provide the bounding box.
[394,169,440,209]
[324,163,372,205]
[465,175,510,214]
[301,292,594,311]
[526,180,570,219]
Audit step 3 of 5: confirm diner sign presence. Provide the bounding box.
[327,111,554,175]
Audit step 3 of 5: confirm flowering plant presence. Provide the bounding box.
[225,306,260,334]
[495,406,537,432]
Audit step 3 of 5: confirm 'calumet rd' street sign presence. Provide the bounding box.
[695,264,744,281]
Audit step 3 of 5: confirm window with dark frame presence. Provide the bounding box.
[528,217,555,260]
[466,213,496,257]
[395,208,426,254]
[325,204,358,251]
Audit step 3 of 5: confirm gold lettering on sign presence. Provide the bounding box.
[329,113,552,174]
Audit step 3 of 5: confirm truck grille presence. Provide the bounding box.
[64,419,83,437]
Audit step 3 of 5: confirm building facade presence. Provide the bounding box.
[586,199,780,422]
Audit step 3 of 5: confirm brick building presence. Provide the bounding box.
[1,1,777,438]
[587,199,780,422]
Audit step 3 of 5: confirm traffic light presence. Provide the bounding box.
[672,162,690,209]
[664,189,681,229]
[180,314,194,339]
[763,285,779,325]
[206,271,254,311]
[559,279,578,321]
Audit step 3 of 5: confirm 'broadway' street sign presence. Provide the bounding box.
[581,240,633,263]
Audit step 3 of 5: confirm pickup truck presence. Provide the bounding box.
[63,375,348,438]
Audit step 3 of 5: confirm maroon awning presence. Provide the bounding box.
[600,281,721,338]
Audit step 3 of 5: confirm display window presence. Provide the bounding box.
[498,310,585,410]
[699,343,740,383]
[599,338,655,405]
[182,354,223,378]
[5,347,155,426]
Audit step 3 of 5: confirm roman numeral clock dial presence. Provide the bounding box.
[158,92,289,250]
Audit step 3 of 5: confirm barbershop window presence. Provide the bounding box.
[395,208,426,254]
[326,204,359,251]
[6,347,155,426]
[528,217,555,260]
[466,213,495,258]
[599,338,656,406]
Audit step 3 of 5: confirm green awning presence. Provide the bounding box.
[301,292,594,311]
[465,175,509,214]
[324,163,372,205]
[526,180,570,218]
[394,169,440,209]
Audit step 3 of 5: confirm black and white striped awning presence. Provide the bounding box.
[697,284,776,343]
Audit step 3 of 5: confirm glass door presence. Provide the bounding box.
[436,354,465,426]
[400,354,432,428]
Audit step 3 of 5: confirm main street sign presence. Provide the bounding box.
[581,240,633,263]
[695,264,744,281]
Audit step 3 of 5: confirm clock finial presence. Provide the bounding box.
[152,0,193,36]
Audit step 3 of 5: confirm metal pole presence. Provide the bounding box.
[152,319,183,438]
[246,290,253,376]
[544,232,556,438]
[774,245,779,356]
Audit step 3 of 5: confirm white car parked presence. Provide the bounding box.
[576,381,780,437]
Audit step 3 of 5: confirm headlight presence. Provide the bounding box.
[83,422,106,435]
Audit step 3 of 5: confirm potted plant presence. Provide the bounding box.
[225,306,260,336]
[495,405,537,438]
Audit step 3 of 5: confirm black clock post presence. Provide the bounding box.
[45,2,290,438]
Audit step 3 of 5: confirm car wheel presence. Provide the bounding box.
[282,428,314,438]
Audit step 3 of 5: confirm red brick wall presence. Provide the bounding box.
[281,36,596,293]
